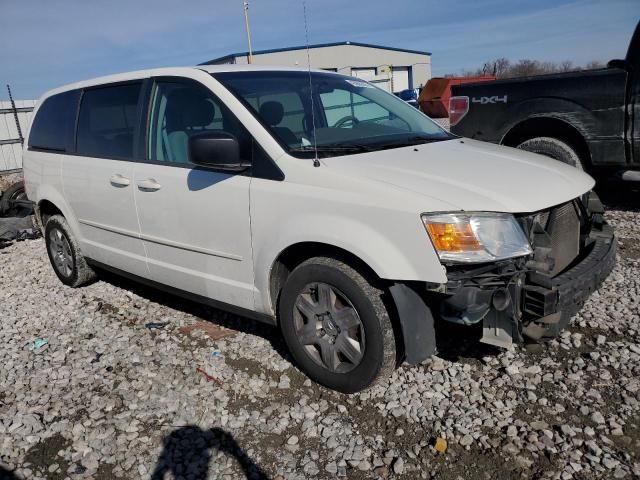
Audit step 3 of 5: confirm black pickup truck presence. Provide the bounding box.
[450,22,639,181]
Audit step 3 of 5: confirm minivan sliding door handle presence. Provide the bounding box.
[137,178,162,192]
[109,174,130,187]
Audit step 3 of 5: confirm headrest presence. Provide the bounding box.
[166,88,215,129]
[259,101,284,126]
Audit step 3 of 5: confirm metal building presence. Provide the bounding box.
[201,41,432,93]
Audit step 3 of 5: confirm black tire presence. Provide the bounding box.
[44,215,97,287]
[0,181,31,217]
[517,137,584,170]
[278,257,396,393]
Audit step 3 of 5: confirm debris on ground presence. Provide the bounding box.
[26,338,48,352]
[144,321,169,330]
[434,437,448,453]
[0,216,39,246]
[195,367,223,386]
[178,321,236,341]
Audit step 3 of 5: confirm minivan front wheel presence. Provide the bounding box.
[44,215,97,287]
[279,257,396,393]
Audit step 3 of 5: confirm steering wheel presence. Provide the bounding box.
[333,115,360,128]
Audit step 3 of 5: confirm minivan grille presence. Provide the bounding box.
[520,201,581,277]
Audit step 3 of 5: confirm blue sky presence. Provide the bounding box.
[1,0,638,99]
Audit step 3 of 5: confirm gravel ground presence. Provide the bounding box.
[1,200,639,480]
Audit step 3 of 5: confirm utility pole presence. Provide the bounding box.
[243,1,253,64]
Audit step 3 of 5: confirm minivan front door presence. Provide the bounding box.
[133,79,255,309]
[63,82,148,277]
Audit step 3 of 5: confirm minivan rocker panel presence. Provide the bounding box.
[24,65,614,393]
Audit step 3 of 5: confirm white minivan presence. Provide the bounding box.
[24,66,615,392]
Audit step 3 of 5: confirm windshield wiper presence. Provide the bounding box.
[372,135,449,149]
[289,144,373,153]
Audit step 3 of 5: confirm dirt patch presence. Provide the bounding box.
[619,237,640,260]
[23,433,71,479]
[178,321,237,341]
[0,173,22,192]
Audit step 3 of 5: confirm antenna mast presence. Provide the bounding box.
[243,1,254,64]
[302,0,320,167]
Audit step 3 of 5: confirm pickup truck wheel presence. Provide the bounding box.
[279,257,396,393]
[517,137,584,170]
[44,215,97,287]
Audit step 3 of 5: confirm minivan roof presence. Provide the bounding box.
[38,65,338,101]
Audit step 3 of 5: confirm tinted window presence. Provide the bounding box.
[148,80,251,165]
[28,90,80,152]
[76,83,142,159]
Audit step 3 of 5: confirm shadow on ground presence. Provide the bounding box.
[596,180,640,211]
[94,269,294,364]
[150,426,270,480]
[0,465,20,480]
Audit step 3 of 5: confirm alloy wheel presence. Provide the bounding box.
[48,228,73,277]
[293,282,365,373]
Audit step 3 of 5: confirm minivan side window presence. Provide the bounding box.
[147,80,251,165]
[76,83,142,160]
[28,90,80,152]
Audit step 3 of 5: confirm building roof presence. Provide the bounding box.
[200,41,431,65]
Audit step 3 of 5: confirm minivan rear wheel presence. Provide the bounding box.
[278,257,396,393]
[44,215,97,287]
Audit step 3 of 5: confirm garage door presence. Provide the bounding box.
[351,68,377,81]
[392,67,410,92]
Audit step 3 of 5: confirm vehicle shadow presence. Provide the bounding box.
[97,268,508,369]
[0,466,20,479]
[94,269,294,364]
[434,319,502,362]
[596,181,640,211]
[150,426,270,480]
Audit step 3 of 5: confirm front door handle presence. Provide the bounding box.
[110,174,130,187]
[137,178,162,192]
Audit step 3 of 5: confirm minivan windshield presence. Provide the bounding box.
[213,71,453,158]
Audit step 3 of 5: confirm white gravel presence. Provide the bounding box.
[1,205,639,479]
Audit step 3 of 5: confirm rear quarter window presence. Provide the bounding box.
[28,90,80,152]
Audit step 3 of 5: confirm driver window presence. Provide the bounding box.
[148,81,250,164]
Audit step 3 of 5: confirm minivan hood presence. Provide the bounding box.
[322,138,594,213]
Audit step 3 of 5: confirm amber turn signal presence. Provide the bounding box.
[424,221,482,252]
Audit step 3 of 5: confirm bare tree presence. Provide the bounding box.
[585,60,605,70]
[444,58,608,79]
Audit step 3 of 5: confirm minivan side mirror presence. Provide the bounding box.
[607,59,627,70]
[189,132,248,171]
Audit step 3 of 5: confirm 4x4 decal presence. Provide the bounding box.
[472,95,508,104]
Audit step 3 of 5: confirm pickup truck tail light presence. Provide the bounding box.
[449,96,469,126]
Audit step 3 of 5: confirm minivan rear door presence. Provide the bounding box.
[63,81,148,277]
[133,77,255,310]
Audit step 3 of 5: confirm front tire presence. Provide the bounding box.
[44,215,97,287]
[279,257,396,393]
[517,137,584,170]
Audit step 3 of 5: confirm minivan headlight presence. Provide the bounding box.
[422,212,532,263]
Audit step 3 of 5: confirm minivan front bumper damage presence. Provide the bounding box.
[393,195,616,365]
[438,196,616,349]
